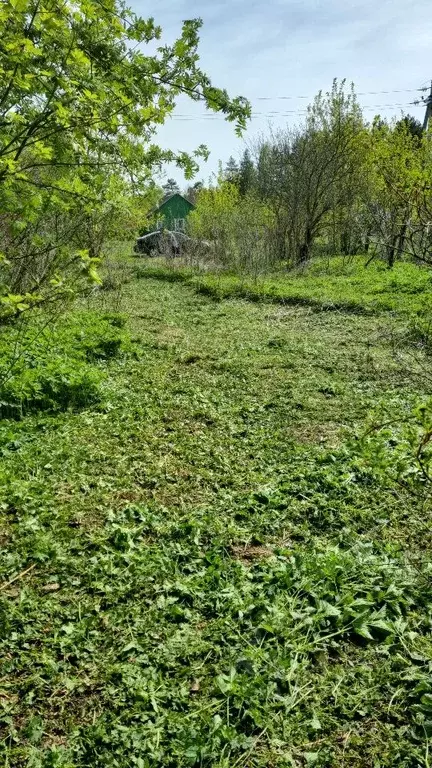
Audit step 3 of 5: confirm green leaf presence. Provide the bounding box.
[25,716,43,744]
[310,712,322,731]
[353,622,374,640]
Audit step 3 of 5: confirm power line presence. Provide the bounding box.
[422,81,432,131]
[169,102,423,121]
[254,88,427,101]
[175,101,419,115]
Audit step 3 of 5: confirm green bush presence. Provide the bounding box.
[0,362,102,419]
[84,335,123,360]
[102,312,128,329]
[0,311,130,418]
[408,317,432,354]
[189,183,276,275]
[356,398,432,496]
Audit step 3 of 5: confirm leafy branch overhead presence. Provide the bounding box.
[0,0,250,316]
[0,2,250,180]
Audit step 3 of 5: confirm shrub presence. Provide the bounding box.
[356,398,432,495]
[189,183,276,276]
[0,311,130,418]
[0,362,102,418]
[102,313,128,329]
[408,317,432,355]
[73,312,130,361]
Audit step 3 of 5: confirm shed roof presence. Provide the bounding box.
[154,192,195,212]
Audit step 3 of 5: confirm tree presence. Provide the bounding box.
[238,149,256,196]
[163,179,181,197]
[72,174,158,260]
[254,80,367,263]
[395,115,423,142]
[368,119,432,267]
[0,0,250,318]
[224,156,240,185]
[253,137,292,260]
[189,182,274,274]
[185,180,204,204]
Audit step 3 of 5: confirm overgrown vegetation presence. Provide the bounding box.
[0,311,130,418]
[137,256,432,315]
[1,266,432,767]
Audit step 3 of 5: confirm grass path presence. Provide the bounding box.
[1,277,432,767]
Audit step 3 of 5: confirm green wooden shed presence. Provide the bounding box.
[151,193,195,233]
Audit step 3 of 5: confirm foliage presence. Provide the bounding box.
[367,118,432,266]
[72,176,160,261]
[209,84,432,272]
[358,398,432,494]
[223,155,240,184]
[139,256,432,316]
[185,181,204,205]
[395,114,424,142]
[238,148,256,196]
[189,182,275,274]
[163,179,181,196]
[1,261,431,766]
[189,181,240,243]
[409,316,432,355]
[0,0,250,314]
[253,80,368,264]
[0,311,130,417]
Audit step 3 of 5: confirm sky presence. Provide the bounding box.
[131,0,431,187]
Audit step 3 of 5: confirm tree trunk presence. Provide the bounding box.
[298,227,313,263]
[364,226,372,253]
[396,221,408,260]
[341,229,351,255]
[387,238,396,268]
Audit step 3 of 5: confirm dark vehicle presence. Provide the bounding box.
[133,230,180,257]
[133,230,211,257]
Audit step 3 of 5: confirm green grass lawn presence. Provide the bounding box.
[137,256,432,315]
[1,263,432,767]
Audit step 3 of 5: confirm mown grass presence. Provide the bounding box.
[136,256,432,316]
[1,263,432,767]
